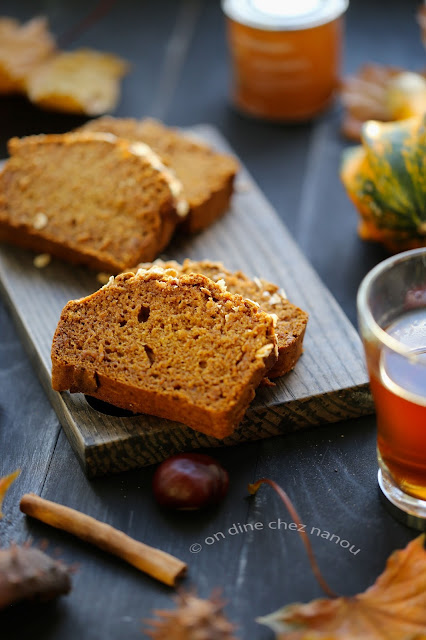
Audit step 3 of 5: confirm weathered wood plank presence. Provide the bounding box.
[0,301,61,547]
[0,126,374,477]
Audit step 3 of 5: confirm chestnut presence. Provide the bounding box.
[152,453,229,510]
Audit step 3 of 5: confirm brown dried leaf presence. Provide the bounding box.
[339,64,426,141]
[0,469,20,517]
[0,17,56,94]
[26,48,130,116]
[145,591,238,640]
[258,535,426,640]
[340,63,402,140]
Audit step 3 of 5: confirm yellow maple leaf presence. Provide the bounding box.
[258,535,426,640]
[0,469,21,517]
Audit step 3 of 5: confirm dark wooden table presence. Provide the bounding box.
[0,1,424,638]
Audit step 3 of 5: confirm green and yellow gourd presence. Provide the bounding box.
[340,114,426,252]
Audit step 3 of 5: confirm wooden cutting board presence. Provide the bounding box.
[0,125,374,477]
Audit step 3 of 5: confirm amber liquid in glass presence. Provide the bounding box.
[368,308,426,500]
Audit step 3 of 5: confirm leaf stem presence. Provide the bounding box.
[248,478,337,598]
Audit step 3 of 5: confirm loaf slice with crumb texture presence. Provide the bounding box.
[77,116,239,232]
[0,132,187,272]
[139,259,308,378]
[51,267,278,439]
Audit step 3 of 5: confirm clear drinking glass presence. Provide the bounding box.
[357,248,426,530]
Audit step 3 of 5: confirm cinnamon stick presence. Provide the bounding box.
[20,493,187,587]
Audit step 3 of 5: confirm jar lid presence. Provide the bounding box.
[222,0,349,31]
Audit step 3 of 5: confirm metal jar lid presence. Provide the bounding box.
[222,0,349,31]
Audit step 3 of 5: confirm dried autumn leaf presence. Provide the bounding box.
[0,17,56,94]
[0,469,20,517]
[340,64,402,140]
[26,48,130,116]
[144,591,238,640]
[339,64,426,141]
[258,534,426,640]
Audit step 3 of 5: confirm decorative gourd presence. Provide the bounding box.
[386,72,426,120]
[340,114,426,252]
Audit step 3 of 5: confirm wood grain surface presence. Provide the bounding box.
[0,3,422,640]
[0,126,374,476]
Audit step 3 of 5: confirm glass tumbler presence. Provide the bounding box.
[357,248,426,530]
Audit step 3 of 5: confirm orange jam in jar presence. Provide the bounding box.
[222,0,349,121]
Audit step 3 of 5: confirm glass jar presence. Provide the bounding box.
[222,0,349,121]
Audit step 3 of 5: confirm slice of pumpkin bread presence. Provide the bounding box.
[0,132,188,272]
[140,259,308,378]
[51,267,278,439]
[77,116,239,233]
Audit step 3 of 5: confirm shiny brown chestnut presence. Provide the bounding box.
[152,453,229,510]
